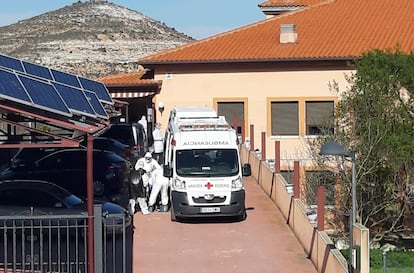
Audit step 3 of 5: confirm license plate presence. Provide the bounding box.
[200,207,220,213]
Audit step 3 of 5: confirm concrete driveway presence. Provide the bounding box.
[132,177,317,273]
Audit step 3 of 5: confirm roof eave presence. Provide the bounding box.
[140,56,362,66]
[259,6,303,12]
[105,82,160,88]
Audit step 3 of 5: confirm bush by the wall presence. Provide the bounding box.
[340,249,414,272]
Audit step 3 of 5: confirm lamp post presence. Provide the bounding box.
[320,141,356,273]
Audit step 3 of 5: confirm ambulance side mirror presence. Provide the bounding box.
[242,163,251,176]
[163,165,173,178]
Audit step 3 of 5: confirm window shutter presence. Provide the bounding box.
[306,101,334,134]
[271,102,299,135]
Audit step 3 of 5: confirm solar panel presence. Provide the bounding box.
[79,77,113,104]
[0,68,31,103]
[0,54,112,121]
[23,61,53,80]
[54,83,97,117]
[84,90,108,118]
[0,55,24,72]
[51,69,82,88]
[19,75,71,116]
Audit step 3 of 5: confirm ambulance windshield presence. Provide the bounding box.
[176,149,239,177]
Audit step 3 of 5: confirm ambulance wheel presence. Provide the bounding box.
[237,210,247,222]
[170,205,177,222]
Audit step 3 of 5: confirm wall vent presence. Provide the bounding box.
[280,24,297,44]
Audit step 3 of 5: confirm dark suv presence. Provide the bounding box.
[100,123,148,163]
[0,148,132,203]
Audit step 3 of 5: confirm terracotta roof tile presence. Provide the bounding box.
[259,0,324,8]
[99,71,160,86]
[139,0,414,64]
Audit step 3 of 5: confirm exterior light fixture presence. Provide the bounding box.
[158,102,165,116]
[320,140,356,273]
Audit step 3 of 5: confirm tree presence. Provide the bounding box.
[310,48,414,243]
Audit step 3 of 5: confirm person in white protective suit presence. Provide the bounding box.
[135,152,161,180]
[134,152,161,202]
[152,122,164,164]
[128,160,150,215]
[147,168,170,212]
[138,115,148,136]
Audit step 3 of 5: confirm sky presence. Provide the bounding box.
[0,0,266,39]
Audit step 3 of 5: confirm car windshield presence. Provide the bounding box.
[175,149,239,177]
[47,183,84,207]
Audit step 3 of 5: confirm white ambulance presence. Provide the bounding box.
[163,106,251,221]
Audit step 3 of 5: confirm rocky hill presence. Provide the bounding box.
[0,0,194,79]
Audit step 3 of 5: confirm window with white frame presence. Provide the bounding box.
[305,101,334,135]
[271,101,299,136]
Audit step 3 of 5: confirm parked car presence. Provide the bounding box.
[100,123,148,163]
[0,179,131,235]
[0,148,132,202]
[9,137,135,169]
[6,146,65,169]
[80,137,137,164]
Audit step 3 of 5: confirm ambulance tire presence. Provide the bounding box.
[170,204,177,222]
[237,210,247,222]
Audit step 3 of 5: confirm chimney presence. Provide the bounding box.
[280,24,297,44]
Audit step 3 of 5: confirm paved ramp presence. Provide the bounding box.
[132,177,317,273]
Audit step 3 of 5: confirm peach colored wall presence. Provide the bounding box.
[241,146,350,273]
[153,70,351,164]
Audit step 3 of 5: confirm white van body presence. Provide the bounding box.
[164,107,251,221]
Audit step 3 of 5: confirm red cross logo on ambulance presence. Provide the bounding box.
[204,182,213,190]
